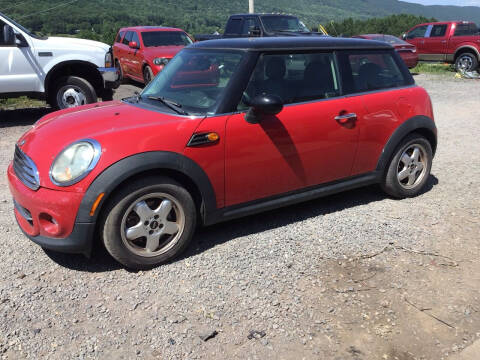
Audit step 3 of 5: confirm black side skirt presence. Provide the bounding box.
[204,171,380,225]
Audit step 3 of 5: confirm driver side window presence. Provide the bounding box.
[0,20,7,46]
[238,52,340,110]
[407,25,428,39]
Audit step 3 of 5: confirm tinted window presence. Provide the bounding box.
[342,51,408,93]
[225,19,242,34]
[407,25,427,39]
[115,31,125,43]
[122,31,133,45]
[454,23,479,36]
[261,16,310,33]
[242,17,260,36]
[141,31,192,47]
[0,20,5,45]
[431,24,447,37]
[238,52,340,110]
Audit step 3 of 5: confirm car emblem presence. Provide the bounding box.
[18,140,26,146]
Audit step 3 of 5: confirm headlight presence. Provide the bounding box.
[153,57,169,66]
[105,50,113,67]
[50,139,101,186]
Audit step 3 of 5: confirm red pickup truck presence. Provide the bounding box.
[403,21,480,71]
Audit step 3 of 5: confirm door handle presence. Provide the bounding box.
[335,113,357,124]
[441,40,447,43]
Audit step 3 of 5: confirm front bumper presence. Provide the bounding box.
[98,67,120,89]
[8,163,94,256]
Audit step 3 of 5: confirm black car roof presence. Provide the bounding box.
[190,37,393,51]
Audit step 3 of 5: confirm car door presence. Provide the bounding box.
[405,25,429,58]
[128,31,143,80]
[224,51,365,206]
[423,24,449,61]
[0,19,40,93]
[120,31,133,76]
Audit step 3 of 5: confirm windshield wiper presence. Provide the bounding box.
[146,96,189,115]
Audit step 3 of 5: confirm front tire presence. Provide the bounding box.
[455,52,478,72]
[52,76,97,109]
[101,177,196,269]
[381,134,433,198]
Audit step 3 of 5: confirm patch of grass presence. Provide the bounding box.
[0,97,46,110]
[411,62,455,74]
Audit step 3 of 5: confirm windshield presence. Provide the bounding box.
[0,12,46,39]
[261,16,310,33]
[141,31,193,47]
[141,49,245,115]
[369,35,406,45]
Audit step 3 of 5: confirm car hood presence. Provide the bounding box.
[17,101,204,192]
[143,45,185,60]
[40,36,110,52]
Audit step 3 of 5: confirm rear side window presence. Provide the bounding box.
[430,24,447,37]
[454,23,479,36]
[122,31,133,45]
[115,31,125,43]
[225,19,242,34]
[242,17,260,36]
[339,51,410,94]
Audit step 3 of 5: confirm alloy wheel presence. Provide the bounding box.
[120,193,185,257]
[396,144,428,189]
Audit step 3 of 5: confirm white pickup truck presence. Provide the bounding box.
[0,12,118,109]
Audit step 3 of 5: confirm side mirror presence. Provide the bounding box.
[402,33,407,40]
[249,26,261,37]
[15,32,29,47]
[129,41,139,49]
[245,94,283,124]
[3,24,15,46]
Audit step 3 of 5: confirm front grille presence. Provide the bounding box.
[13,145,40,190]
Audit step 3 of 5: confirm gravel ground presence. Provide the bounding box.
[0,75,479,359]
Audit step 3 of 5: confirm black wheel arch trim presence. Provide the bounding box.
[376,115,437,173]
[45,60,103,95]
[75,151,217,224]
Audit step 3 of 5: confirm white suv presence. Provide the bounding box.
[0,12,118,109]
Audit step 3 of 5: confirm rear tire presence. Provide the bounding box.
[52,76,97,109]
[101,177,196,269]
[381,134,433,199]
[455,52,478,72]
[115,59,127,84]
[143,65,154,85]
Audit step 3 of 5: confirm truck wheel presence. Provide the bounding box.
[381,134,433,199]
[101,176,197,269]
[53,76,97,109]
[455,53,478,72]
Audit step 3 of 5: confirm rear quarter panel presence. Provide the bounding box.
[351,86,433,175]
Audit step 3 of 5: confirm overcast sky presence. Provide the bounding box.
[404,0,480,6]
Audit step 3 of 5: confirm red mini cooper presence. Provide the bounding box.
[113,26,193,84]
[8,37,437,269]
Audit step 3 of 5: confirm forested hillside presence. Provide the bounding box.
[1,0,479,44]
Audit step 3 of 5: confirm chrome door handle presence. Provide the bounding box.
[335,113,357,124]
[441,40,447,43]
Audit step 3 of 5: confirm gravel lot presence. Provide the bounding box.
[0,75,479,359]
